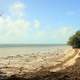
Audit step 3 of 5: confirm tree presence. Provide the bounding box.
[68,31,80,48]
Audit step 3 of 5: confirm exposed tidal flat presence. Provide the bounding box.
[0,45,74,80]
[0,44,70,56]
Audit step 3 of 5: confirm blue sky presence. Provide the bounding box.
[0,0,79,44]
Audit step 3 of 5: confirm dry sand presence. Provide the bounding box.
[0,46,79,80]
[0,47,75,76]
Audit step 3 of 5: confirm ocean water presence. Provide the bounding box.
[0,44,71,57]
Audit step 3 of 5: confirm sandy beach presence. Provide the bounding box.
[0,46,74,77]
[0,46,79,80]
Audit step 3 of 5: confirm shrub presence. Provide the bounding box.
[68,31,80,48]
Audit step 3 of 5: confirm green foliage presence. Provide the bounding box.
[68,31,80,48]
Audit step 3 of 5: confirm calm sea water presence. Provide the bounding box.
[0,44,71,57]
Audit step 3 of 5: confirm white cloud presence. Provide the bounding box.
[58,27,72,36]
[0,15,77,43]
[0,1,77,43]
[34,20,40,29]
[10,1,26,17]
[0,16,30,37]
[50,26,77,43]
[0,14,77,43]
[9,19,30,35]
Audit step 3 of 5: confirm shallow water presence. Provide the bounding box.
[0,45,71,57]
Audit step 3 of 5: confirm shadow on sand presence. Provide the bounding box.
[0,56,80,80]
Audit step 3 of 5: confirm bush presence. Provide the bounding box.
[68,31,80,48]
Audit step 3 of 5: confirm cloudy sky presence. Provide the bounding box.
[0,0,79,44]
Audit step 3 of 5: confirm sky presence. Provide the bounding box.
[0,0,79,44]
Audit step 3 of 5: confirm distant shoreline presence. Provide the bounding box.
[0,44,68,48]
